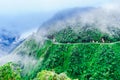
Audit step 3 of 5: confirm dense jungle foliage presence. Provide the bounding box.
[1,39,120,80]
[1,26,120,80]
[0,62,21,80]
[47,27,120,43]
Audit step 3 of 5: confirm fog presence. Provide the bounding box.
[0,1,120,77]
[0,50,8,58]
[0,0,113,34]
[38,3,120,36]
[0,1,119,63]
[0,53,39,76]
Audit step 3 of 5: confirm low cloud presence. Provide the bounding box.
[38,2,120,35]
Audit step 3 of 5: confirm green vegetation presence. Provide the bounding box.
[48,27,120,43]
[9,39,53,80]
[34,70,71,80]
[38,41,120,80]
[1,26,120,80]
[0,62,21,80]
[13,38,41,59]
[1,38,120,80]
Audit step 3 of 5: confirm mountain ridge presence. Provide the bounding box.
[1,7,120,80]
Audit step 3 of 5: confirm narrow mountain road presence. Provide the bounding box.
[53,41,120,45]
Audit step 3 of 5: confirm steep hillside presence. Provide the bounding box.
[1,28,120,80]
[38,41,120,79]
[1,7,120,80]
[6,38,120,80]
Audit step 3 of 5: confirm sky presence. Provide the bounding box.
[0,0,113,14]
[0,0,116,35]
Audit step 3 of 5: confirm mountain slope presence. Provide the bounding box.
[33,40,120,79]
[9,37,120,80]
[1,7,120,80]
[11,7,120,80]
[38,41,120,79]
